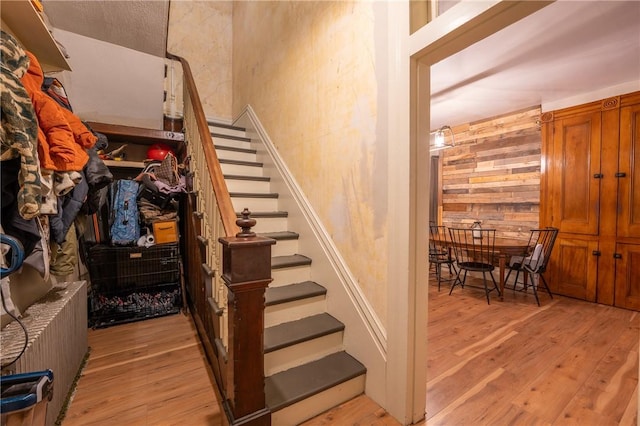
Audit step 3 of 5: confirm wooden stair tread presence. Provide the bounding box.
[211,132,251,143]
[215,144,256,154]
[237,211,288,218]
[229,192,279,199]
[259,231,299,241]
[272,254,311,269]
[265,281,325,306]
[224,174,270,182]
[264,313,343,353]
[219,158,262,167]
[265,351,366,412]
[207,121,245,132]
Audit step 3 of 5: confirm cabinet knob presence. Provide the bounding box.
[613,253,622,259]
[615,172,627,178]
[593,173,603,179]
[592,250,601,256]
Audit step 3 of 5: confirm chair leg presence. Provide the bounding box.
[505,268,515,290]
[539,274,553,299]
[505,268,523,291]
[435,263,442,291]
[490,271,500,296]
[529,271,541,306]
[482,272,491,305]
[512,270,523,291]
[449,269,465,295]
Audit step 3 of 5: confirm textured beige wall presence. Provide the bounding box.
[233,1,390,326]
[167,1,233,121]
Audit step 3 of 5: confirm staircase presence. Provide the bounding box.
[209,121,366,425]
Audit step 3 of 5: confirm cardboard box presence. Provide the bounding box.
[152,219,179,244]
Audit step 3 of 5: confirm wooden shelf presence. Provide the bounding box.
[1,0,71,72]
[86,122,184,146]
[103,159,145,169]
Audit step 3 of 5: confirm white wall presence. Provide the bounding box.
[51,29,164,129]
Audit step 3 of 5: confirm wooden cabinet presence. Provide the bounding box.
[614,243,640,310]
[618,102,640,239]
[541,91,640,310]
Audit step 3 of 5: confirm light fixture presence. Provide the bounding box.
[431,125,455,151]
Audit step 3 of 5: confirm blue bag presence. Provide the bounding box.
[109,180,140,245]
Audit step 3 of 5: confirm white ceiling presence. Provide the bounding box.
[430,0,640,129]
[43,1,170,57]
[43,1,640,131]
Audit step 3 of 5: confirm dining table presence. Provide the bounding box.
[431,234,532,301]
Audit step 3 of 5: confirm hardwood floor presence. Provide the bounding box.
[426,277,639,426]
[60,280,638,425]
[61,313,222,425]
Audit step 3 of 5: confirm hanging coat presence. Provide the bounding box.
[0,30,41,220]
[20,51,95,172]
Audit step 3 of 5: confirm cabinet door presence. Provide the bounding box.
[614,243,640,310]
[617,103,640,238]
[547,235,598,301]
[551,113,601,235]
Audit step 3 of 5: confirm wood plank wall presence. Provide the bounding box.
[436,106,541,240]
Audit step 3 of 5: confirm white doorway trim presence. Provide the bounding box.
[386,1,554,424]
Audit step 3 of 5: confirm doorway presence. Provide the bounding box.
[402,2,555,424]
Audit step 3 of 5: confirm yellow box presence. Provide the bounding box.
[152,220,178,244]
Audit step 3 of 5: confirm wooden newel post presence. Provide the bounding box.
[219,209,275,426]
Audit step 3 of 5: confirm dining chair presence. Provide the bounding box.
[448,227,500,304]
[505,227,559,306]
[428,224,457,291]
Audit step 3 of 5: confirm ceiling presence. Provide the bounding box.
[430,0,640,129]
[43,1,170,57]
[43,1,640,130]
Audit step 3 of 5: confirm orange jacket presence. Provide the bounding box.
[20,51,94,171]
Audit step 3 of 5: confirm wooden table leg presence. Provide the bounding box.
[499,254,506,301]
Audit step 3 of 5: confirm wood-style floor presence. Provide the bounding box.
[61,313,222,425]
[425,276,638,426]
[60,279,639,425]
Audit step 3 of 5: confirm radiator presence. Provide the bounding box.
[1,281,88,426]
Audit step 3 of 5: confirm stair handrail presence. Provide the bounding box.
[166,53,271,425]
[166,52,238,236]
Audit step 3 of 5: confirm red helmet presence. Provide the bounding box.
[147,143,174,161]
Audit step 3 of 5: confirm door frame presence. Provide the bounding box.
[386,1,554,423]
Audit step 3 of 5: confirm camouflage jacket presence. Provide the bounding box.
[1,30,41,219]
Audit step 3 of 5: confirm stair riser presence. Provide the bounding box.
[271,265,311,288]
[220,163,263,177]
[249,216,288,234]
[213,138,252,150]
[231,197,278,213]
[271,375,366,426]
[265,295,326,328]
[209,126,248,139]
[265,332,344,376]
[270,239,298,257]
[215,149,256,162]
[225,179,271,193]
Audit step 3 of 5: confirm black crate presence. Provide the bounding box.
[90,282,181,328]
[87,243,180,292]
